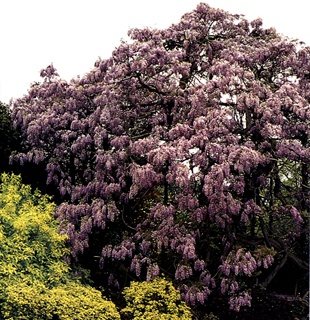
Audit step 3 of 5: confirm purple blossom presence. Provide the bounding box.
[229,292,252,311]
[194,259,206,271]
[175,265,193,280]
[290,206,304,224]
[146,263,160,282]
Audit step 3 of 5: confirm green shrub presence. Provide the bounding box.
[121,277,192,320]
[3,282,120,320]
[0,173,120,320]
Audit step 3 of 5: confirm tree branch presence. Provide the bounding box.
[261,251,288,288]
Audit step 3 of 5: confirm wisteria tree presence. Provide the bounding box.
[10,3,309,314]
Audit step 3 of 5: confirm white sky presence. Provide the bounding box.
[0,0,309,104]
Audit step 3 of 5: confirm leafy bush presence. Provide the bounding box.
[121,277,192,319]
[0,173,120,320]
[0,173,70,286]
[3,282,120,320]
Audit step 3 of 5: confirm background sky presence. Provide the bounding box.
[0,0,309,104]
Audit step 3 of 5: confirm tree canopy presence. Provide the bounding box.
[9,2,309,315]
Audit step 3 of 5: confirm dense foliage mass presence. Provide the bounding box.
[0,174,120,320]
[9,2,309,316]
[0,102,19,174]
[121,277,192,319]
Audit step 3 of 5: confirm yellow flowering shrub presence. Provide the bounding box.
[0,173,70,287]
[121,277,192,320]
[3,282,120,320]
[0,173,120,320]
